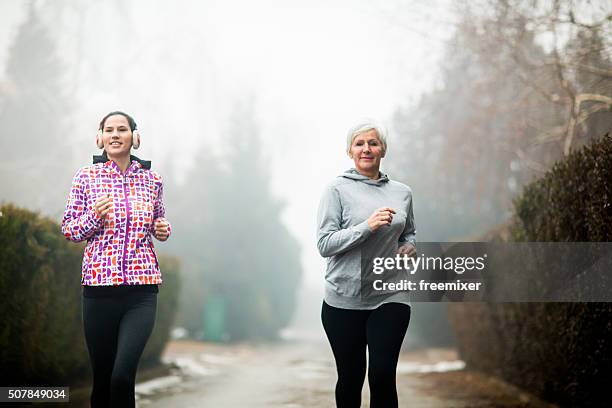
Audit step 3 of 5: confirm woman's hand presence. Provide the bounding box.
[94,194,112,218]
[397,243,416,258]
[367,207,396,232]
[154,218,170,241]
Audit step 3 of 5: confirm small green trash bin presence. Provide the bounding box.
[202,295,225,342]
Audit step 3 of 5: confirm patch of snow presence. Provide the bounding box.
[397,360,466,374]
[135,375,182,395]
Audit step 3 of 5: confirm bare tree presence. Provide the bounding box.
[471,0,611,156]
[389,0,610,241]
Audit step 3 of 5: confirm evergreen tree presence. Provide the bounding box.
[169,99,302,341]
[0,4,71,217]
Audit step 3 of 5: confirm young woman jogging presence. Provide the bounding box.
[62,111,171,407]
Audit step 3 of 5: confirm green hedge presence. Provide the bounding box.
[449,134,612,407]
[514,133,612,242]
[0,203,180,385]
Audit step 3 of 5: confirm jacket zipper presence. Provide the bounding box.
[121,173,131,285]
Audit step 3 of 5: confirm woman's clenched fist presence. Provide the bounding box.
[367,207,396,232]
[94,194,112,218]
[154,218,170,241]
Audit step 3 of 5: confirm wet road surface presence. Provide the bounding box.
[133,340,556,408]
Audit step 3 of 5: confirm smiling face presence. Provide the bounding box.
[101,114,133,157]
[349,128,385,177]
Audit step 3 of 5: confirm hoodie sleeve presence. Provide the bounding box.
[61,169,104,242]
[317,184,372,257]
[151,174,172,239]
[398,190,417,249]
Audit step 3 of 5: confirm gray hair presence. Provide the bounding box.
[346,120,388,156]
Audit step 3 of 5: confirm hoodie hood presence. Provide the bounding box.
[340,168,389,185]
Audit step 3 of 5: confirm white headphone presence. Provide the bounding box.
[96,128,141,150]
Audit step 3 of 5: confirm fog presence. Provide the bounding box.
[1,0,609,342]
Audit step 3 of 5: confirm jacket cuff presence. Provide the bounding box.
[355,219,373,238]
[87,208,104,229]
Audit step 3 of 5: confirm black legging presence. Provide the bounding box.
[321,301,411,408]
[82,291,157,408]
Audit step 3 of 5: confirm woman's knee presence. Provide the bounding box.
[368,359,396,387]
[110,370,133,394]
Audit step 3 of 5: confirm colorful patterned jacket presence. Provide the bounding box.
[61,155,171,286]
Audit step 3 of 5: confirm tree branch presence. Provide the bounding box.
[564,94,612,155]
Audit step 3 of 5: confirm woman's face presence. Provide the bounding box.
[101,114,132,156]
[349,129,385,175]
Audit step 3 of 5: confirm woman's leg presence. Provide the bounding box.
[321,300,369,408]
[110,292,157,408]
[83,297,122,408]
[366,302,411,408]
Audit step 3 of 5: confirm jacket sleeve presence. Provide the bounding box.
[151,176,172,238]
[316,184,372,258]
[398,190,417,249]
[61,169,103,242]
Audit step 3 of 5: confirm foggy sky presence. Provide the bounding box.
[0,0,454,289]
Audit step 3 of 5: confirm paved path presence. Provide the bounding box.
[134,340,556,408]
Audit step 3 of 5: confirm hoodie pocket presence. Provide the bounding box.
[328,272,361,297]
[325,249,363,297]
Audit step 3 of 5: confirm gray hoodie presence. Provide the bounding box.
[317,168,416,310]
